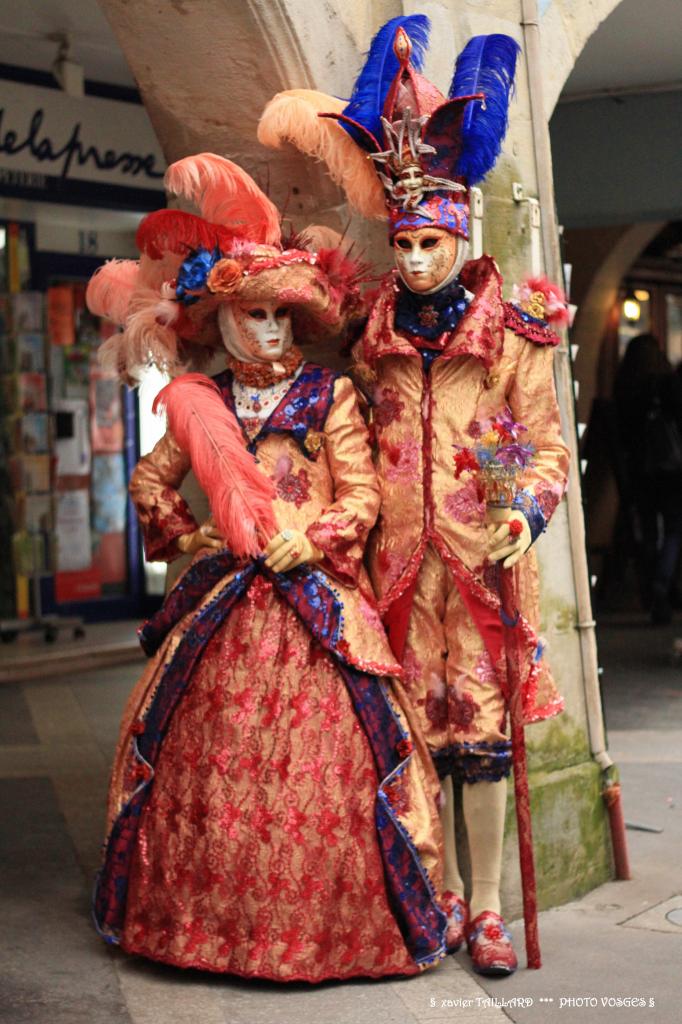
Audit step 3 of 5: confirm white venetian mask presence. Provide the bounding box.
[393,227,468,294]
[218,300,294,364]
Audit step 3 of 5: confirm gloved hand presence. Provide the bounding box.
[176,517,225,555]
[486,507,531,569]
[264,529,323,573]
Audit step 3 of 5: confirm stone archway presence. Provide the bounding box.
[540,0,625,116]
[567,221,665,422]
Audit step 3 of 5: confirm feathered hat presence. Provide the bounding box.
[258,15,520,240]
[86,154,365,380]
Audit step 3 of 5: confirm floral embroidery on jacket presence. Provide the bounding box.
[474,650,497,686]
[536,485,563,520]
[447,686,480,732]
[273,452,311,508]
[401,647,423,689]
[376,546,404,592]
[444,479,486,525]
[381,437,420,483]
[373,385,405,428]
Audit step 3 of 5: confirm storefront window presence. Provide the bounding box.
[0,221,160,622]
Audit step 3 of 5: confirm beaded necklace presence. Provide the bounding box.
[226,344,303,387]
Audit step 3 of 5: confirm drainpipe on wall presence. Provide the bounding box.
[520,0,630,880]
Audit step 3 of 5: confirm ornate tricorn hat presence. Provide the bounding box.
[85,154,366,380]
[259,15,520,240]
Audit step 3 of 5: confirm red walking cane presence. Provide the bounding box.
[498,564,542,970]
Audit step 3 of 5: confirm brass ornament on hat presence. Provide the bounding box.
[393,26,412,64]
[371,108,466,216]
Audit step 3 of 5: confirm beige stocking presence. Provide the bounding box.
[462,777,508,919]
[441,776,465,896]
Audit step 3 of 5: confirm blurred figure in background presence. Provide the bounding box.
[614,334,682,624]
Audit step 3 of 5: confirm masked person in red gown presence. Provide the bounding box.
[86,154,447,981]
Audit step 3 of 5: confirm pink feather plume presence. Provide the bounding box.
[86,259,140,325]
[153,373,277,558]
[164,153,281,247]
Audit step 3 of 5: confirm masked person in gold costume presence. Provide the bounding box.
[260,15,570,975]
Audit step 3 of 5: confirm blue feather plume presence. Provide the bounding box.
[340,14,430,149]
[449,34,520,184]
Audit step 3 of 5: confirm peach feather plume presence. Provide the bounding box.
[86,259,140,326]
[153,373,277,558]
[164,153,281,246]
[258,90,387,220]
[296,224,344,252]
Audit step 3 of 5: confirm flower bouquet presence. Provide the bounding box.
[453,408,535,510]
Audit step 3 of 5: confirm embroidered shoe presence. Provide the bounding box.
[441,891,469,953]
[466,910,518,976]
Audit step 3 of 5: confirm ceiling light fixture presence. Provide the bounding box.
[622,290,641,324]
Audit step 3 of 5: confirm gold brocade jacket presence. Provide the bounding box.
[129,368,402,679]
[356,256,571,723]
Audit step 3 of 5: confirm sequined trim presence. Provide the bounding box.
[504,302,560,347]
[141,551,402,678]
[212,363,340,461]
[432,740,512,783]
[340,671,447,966]
[512,489,547,545]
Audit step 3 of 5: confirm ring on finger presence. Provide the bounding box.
[281,529,294,542]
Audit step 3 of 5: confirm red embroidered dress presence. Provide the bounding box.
[95,364,446,981]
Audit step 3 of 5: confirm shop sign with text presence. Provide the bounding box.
[0,81,166,191]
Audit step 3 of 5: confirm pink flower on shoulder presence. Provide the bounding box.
[444,478,485,525]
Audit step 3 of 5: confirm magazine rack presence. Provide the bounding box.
[0,290,85,644]
[0,535,85,643]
